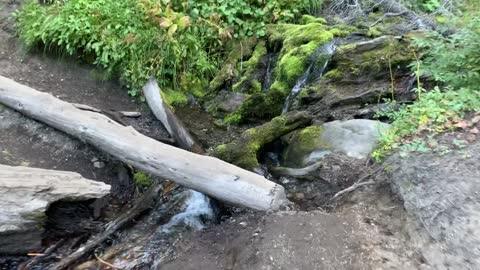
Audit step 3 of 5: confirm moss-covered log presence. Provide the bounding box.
[214,111,312,171]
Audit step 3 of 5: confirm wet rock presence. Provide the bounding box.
[295,36,415,121]
[282,119,390,167]
[389,139,480,269]
[0,164,110,254]
[212,91,248,113]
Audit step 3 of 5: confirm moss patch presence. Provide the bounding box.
[134,172,154,188]
[215,112,312,170]
[331,36,414,81]
[282,125,331,167]
[209,38,257,92]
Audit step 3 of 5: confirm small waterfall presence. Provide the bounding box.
[263,53,276,91]
[282,42,336,113]
[159,190,215,233]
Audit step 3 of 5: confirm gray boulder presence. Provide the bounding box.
[282,119,390,167]
[389,139,480,269]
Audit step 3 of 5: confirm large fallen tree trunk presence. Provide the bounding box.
[0,75,287,211]
[143,77,204,154]
[0,164,110,254]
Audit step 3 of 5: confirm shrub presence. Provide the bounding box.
[373,17,480,159]
[14,0,323,100]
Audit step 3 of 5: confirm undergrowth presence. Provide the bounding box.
[373,17,480,160]
[14,0,323,103]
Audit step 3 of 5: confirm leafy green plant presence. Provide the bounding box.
[14,0,322,101]
[412,18,480,89]
[373,16,480,160]
[15,0,219,100]
[373,87,480,160]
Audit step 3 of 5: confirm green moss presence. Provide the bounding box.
[333,37,413,80]
[328,24,358,37]
[232,41,267,93]
[250,80,262,93]
[300,15,327,25]
[209,38,257,92]
[282,125,331,167]
[324,69,343,81]
[215,112,311,170]
[367,27,382,37]
[134,172,154,188]
[161,88,188,106]
[269,22,334,88]
[224,112,243,124]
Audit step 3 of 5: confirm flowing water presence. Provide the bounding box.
[282,42,336,113]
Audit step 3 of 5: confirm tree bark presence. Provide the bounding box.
[0,75,287,211]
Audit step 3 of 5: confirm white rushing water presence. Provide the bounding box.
[282,42,336,113]
[159,190,215,233]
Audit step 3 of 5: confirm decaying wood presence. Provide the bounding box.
[0,75,286,211]
[269,162,322,181]
[374,0,438,30]
[0,164,110,255]
[50,184,162,270]
[20,239,66,270]
[143,77,204,154]
[214,111,312,171]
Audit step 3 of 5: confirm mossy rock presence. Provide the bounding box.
[214,111,312,170]
[282,120,391,168]
[282,125,331,168]
[209,37,258,92]
[233,41,268,93]
[331,35,414,81]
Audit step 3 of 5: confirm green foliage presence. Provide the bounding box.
[14,0,320,99]
[14,0,218,99]
[412,18,480,89]
[374,17,480,160]
[373,87,480,160]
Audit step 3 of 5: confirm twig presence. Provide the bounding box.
[328,166,385,202]
[72,103,141,118]
[50,184,162,270]
[20,239,66,270]
[369,11,407,27]
[330,180,376,201]
[94,253,122,269]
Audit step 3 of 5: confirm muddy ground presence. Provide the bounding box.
[0,1,444,270]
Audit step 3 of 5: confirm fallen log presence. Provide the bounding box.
[0,75,287,211]
[143,77,204,154]
[0,164,110,254]
[214,111,312,171]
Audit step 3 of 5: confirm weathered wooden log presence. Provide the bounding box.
[0,164,110,254]
[269,162,322,181]
[214,111,312,171]
[143,77,204,154]
[0,75,287,211]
